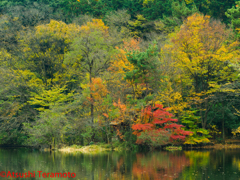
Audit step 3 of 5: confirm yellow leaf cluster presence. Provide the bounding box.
[156,79,189,114]
[232,126,240,136]
[0,49,12,66]
[168,13,239,108]
[28,84,73,111]
[35,20,80,43]
[80,19,108,35]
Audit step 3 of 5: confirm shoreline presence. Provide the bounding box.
[58,142,240,153]
[2,140,240,153]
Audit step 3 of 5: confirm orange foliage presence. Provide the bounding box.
[89,77,109,101]
[122,38,141,51]
[112,99,129,126]
[116,129,124,140]
[111,99,134,140]
[85,77,110,123]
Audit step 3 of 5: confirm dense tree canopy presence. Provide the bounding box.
[0,0,240,148]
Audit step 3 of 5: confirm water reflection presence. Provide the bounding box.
[1,148,240,180]
[179,150,240,180]
[132,152,190,180]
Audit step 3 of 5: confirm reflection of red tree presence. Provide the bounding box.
[132,152,190,180]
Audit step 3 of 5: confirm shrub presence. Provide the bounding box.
[137,129,171,148]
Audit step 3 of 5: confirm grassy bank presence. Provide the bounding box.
[58,143,127,154]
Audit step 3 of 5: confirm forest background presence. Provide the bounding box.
[1,0,240,149]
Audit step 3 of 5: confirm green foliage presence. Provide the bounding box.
[0,0,236,25]
[181,110,211,144]
[23,106,67,147]
[105,10,131,29]
[159,0,198,33]
[125,42,159,99]
[6,2,57,27]
[192,0,237,23]
[226,1,240,38]
[81,126,95,145]
[128,15,151,39]
[0,15,23,53]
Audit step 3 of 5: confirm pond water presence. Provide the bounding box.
[0,148,240,180]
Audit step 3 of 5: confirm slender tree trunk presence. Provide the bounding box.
[91,96,94,125]
[222,108,225,144]
[203,99,209,129]
[200,104,204,128]
[89,71,95,141]
[90,72,94,125]
[223,150,225,180]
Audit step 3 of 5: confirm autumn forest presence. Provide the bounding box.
[1,0,240,149]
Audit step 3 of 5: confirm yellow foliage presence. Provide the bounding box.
[232,126,240,136]
[171,13,238,97]
[13,69,44,88]
[184,136,210,144]
[21,20,81,88]
[35,20,80,43]
[143,0,154,6]
[163,13,240,122]
[185,0,194,4]
[209,125,221,136]
[156,78,189,115]
[0,49,12,66]
[28,84,74,111]
[80,19,108,35]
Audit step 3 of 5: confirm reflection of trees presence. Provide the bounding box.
[184,151,210,167]
[7,148,237,180]
[179,150,240,180]
[179,151,210,180]
[3,148,240,180]
[131,152,191,180]
[0,148,191,180]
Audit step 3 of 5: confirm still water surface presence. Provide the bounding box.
[1,148,240,180]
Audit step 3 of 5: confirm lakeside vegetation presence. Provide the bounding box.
[1,0,240,150]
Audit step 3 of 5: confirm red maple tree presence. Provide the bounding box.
[132,104,192,144]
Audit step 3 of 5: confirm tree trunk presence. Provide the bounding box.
[90,72,94,125]
[222,108,225,144]
[89,71,95,141]
[91,99,94,125]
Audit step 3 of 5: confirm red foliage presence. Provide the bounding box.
[132,104,192,144]
[164,123,183,129]
[132,123,154,131]
[132,123,154,136]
